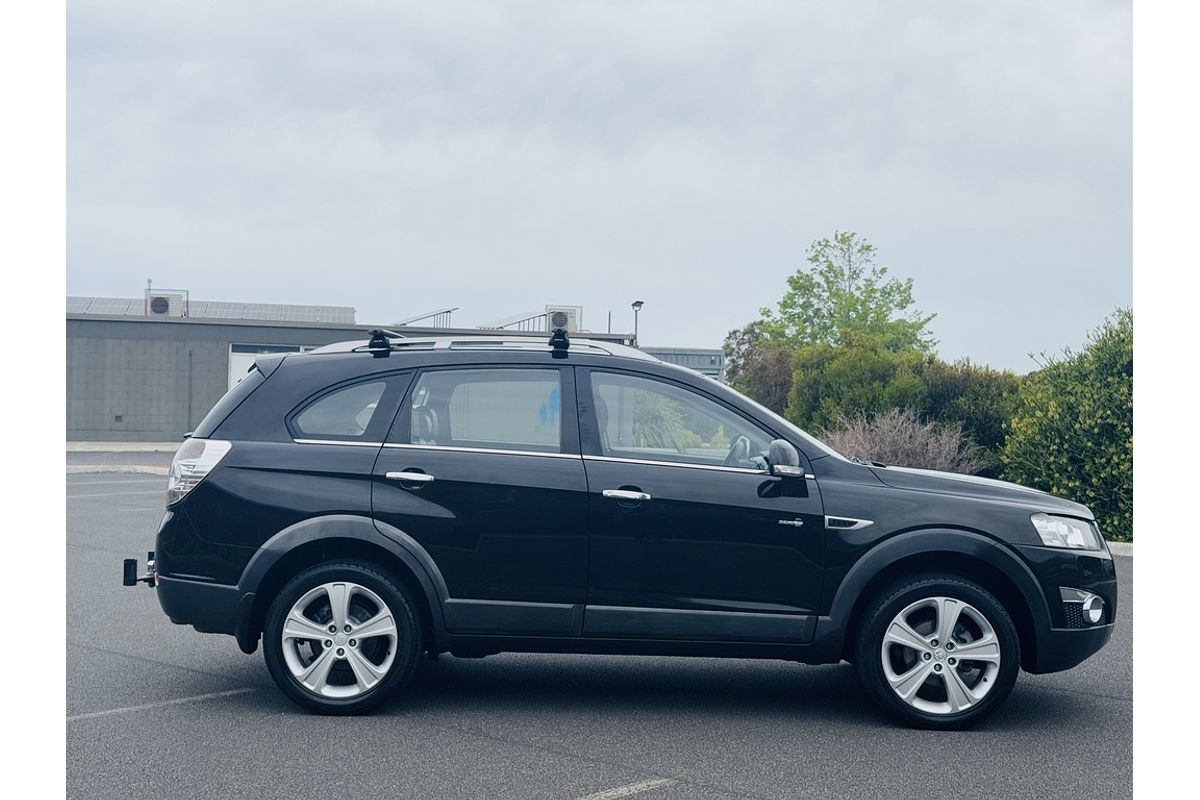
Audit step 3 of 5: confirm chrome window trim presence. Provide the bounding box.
[293,438,385,447]
[583,454,769,475]
[382,442,578,460]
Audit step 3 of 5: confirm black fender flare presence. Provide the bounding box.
[811,528,1053,662]
[233,514,449,653]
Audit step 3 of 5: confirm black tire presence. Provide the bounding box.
[263,560,422,715]
[854,573,1020,730]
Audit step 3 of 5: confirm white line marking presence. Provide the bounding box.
[67,688,257,722]
[66,490,166,499]
[575,779,678,800]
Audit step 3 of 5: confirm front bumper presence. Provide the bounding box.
[1031,622,1115,673]
[1015,543,1119,674]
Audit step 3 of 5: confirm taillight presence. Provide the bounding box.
[167,438,232,505]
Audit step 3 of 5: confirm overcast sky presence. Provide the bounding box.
[67,0,1130,372]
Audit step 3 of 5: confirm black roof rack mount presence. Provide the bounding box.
[548,328,569,356]
[365,328,404,357]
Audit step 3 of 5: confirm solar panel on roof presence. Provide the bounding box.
[87,298,139,315]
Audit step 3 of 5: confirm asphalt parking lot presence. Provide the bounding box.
[67,473,1132,800]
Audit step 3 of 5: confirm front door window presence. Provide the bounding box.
[590,371,771,470]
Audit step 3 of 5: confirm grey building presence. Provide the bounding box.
[66,295,723,442]
[641,347,725,380]
[67,296,637,442]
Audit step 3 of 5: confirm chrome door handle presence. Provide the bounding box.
[778,519,804,527]
[386,471,435,483]
[602,489,652,502]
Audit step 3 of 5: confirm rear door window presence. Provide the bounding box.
[405,368,562,453]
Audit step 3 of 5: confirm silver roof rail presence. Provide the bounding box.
[308,336,658,362]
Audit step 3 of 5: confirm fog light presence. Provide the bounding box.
[1060,587,1106,626]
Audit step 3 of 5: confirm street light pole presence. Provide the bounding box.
[631,300,644,345]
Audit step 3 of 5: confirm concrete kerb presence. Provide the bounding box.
[67,442,180,452]
[66,465,170,476]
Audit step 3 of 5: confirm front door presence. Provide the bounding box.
[372,365,588,637]
[579,369,824,642]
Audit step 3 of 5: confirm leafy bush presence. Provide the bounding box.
[1001,309,1133,541]
[820,408,991,474]
[785,332,927,433]
[919,358,1022,476]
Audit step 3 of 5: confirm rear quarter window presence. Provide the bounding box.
[292,381,387,439]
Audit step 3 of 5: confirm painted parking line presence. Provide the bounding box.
[66,688,258,722]
[575,779,678,800]
[66,490,168,499]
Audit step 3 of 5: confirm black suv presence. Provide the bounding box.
[125,331,1116,729]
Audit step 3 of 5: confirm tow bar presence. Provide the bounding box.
[123,552,157,588]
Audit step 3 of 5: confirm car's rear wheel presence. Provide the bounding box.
[855,574,1020,730]
[263,560,421,715]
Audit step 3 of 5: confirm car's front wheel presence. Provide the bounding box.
[263,560,421,715]
[855,574,1020,730]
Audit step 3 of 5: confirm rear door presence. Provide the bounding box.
[579,368,825,642]
[371,365,589,637]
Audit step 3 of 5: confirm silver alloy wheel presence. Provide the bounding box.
[880,596,1002,715]
[281,581,398,699]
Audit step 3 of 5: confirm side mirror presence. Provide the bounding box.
[768,439,804,478]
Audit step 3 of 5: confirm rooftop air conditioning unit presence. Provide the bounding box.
[545,305,582,333]
[146,293,187,318]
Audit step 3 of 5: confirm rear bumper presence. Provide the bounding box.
[156,575,239,635]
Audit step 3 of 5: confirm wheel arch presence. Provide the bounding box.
[823,528,1051,672]
[234,514,448,655]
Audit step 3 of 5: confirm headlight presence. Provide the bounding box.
[1030,513,1101,550]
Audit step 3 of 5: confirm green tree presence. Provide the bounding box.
[1001,309,1133,541]
[726,231,935,412]
[722,322,795,414]
[785,332,928,433]
[761,231,936,352]
[722,321,769,386]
